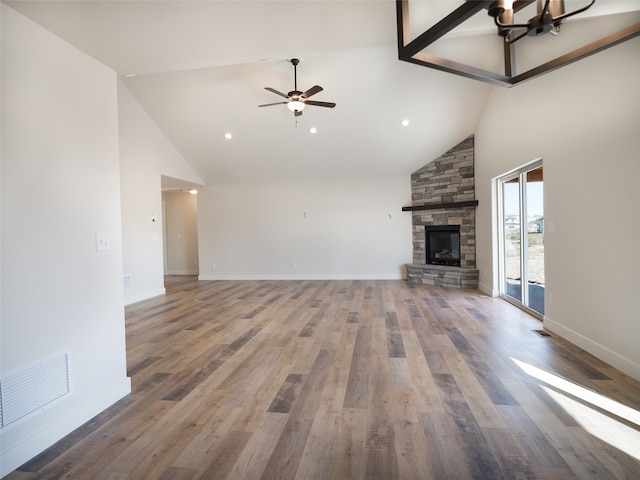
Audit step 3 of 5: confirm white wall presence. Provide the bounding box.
[475,37,640,380]
[1,5,131,475]
[198,176,412,280]
[118,83,203,305]
[164,191,199,275]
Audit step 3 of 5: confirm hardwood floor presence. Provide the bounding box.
[8,276,640,479]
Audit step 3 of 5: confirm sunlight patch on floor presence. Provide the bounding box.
[541,385,640,460]
[512,358,640,461]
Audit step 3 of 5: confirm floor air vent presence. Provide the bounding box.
[533,329,551,337]
[0,352,71,430]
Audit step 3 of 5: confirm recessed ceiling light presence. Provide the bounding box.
[224,132,232,140]
[309,127,317,134]
[121,73,136,78]
[401,119,410,127]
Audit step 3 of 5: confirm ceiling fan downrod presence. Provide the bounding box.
[291,58,300,92]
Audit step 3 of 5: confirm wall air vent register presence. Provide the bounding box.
[0,352,71,430]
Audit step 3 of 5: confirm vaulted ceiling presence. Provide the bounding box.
[6,1,639,186]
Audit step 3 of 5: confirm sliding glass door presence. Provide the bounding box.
[499,161,544,317]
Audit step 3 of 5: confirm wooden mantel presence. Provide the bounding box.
[401,200,478,212]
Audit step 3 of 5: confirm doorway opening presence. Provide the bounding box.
[498,161,544,318]
[162,189,199,280]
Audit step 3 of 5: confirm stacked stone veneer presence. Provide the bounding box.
[407,135,478,289]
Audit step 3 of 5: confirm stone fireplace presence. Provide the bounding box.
[404,136,479,288]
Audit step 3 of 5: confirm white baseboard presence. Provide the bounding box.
[544,316,640,382]
[124,288,166,306]
[478,282,499,297]
[198,273,406,281]
[165,269,199,275]
[0,377,131,478]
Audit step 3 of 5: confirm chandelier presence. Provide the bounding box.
[396,0,640,87]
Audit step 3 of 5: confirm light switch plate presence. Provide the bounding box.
[96,234,111,251]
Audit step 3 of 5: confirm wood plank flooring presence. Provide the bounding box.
[8,276,640,479]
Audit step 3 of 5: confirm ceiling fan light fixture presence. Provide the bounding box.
[287,100,305,113]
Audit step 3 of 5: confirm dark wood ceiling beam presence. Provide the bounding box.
[397,1,492,59]
[408,52,511,88]
[511,22,640,85]
[396,0,640,88]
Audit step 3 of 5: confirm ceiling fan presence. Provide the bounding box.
[258,59,336,117]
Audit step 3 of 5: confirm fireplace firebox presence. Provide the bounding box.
[425,225,461,266]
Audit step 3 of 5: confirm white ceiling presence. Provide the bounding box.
[6,1,639,185]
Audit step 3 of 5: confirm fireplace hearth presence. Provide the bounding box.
[425,225,461,266]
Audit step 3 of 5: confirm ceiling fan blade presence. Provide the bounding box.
[304,100,336,108]
[294,110,303,117]
[258,102,288,107]
[264,87,289,99]
[302,85,323,99]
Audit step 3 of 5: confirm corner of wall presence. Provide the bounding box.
[478,283,499,297]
